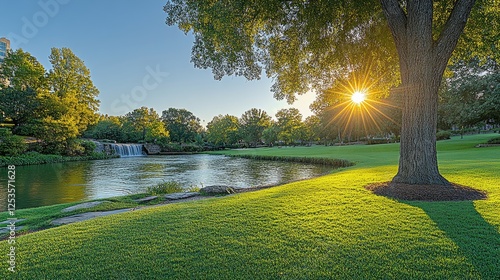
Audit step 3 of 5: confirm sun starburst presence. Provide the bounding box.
[321,65,401,142]
[351,91,366,104]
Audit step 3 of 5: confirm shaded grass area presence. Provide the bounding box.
[405,201,500,278]
[0,134,499,279]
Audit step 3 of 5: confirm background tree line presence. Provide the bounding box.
[1,47,498,156]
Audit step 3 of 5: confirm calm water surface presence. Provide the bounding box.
[0,154,331,210]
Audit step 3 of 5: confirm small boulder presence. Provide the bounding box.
[164,192,200,200]
[199,185,236,195]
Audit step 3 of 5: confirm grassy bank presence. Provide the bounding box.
[0,134,499,279]
[0,152,118,167]
[216,153,355,169]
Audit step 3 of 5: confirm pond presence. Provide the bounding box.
[0,154,332,210]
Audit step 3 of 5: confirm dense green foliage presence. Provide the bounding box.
[0,129,27,156]
[0,49,46,91]
[161,108,203,143]
[439,59,500,130]
[0,47,100,155]
[436,130,452,141]
[206,114,240,147]
[238,108,272,146]
[0,134,498,278]
[487,136,500,144]
[83,117,123,140]
[0,87,41,132]
[47,47,100,134]
[123,107,169,142]
[275,108,305,145]
[165,0,396,100]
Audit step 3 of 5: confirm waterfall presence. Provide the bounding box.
[110,144,145,157]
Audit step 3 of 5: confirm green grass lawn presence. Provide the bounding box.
[1,134,499,279]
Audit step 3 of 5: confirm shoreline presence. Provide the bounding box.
[0,183,286,240]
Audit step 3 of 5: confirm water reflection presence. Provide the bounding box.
[0,154,331,210]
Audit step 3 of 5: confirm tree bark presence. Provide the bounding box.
[380,0,475,185]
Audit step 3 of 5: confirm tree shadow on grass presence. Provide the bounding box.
[405,201,500,279]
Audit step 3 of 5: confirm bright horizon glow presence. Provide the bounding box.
[351,91,366,104]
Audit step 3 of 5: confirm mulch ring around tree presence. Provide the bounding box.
[365,182,488,201]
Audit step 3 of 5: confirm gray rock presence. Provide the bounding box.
[62,201,109,213]
[164,192,200,200]
[51,209,132,226]
[199,185,236,195]
[143,144,161,155]
[0,226,25,235]
[0,218,26,225]
[134,196,158,203]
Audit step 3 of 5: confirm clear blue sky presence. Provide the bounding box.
[1,0,314,126]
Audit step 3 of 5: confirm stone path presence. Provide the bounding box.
[133,195,158,203]
[0,219,27,235]
[165,192,199,200]
[0,218,26,224]
[0,226,25,235]
[62,201,110,212]
[51,209,132,226]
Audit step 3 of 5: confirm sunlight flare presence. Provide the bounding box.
[320,63,401,142]
[351,91,366,104]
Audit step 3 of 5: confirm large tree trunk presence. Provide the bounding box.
[380,0,475,185]
[392,59,450,185]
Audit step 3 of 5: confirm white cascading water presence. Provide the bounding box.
[110,144,145,157]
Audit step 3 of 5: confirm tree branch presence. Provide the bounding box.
[380,0,407,44]
[380,0,408,82]
[434,0,476,62]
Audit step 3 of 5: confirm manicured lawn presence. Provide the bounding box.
[1,134,499,279]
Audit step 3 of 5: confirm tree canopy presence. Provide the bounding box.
[275,108,305,145]
[0,49,46,91]
[48,47,100,133]
[124,107,169,142]
[239,108,272,146]
[161,108,203,143]
[165,0,498,102]
[206,114,240,146]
